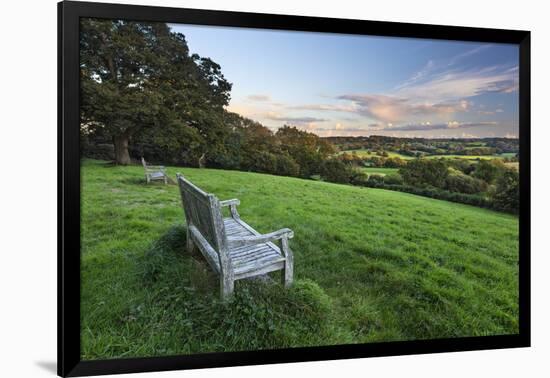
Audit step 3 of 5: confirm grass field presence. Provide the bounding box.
[340,149,515,161]
[360,167,399,176]
[81,159,519,360]
[425,153,516,161]
[340,150,414,159]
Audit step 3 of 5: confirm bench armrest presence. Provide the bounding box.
[220,199,240,207]
[227,228,294,248]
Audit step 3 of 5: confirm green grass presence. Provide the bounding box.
[340,149,414,159]
[425,153,515,160]
[81,159,519,360]
[464,142,487,147]
[340,149,515,161]
[360,167,399,176]
[384,151,416,159]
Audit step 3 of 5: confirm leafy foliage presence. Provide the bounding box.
[320,159,354,183]
[472,159,507,184]
[383,173,404,186]
[399,159,449,188]
[445,171,487,194]
[80,19,231,164]
[492,169,520,214]
[276,126,336,178]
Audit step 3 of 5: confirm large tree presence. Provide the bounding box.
[80,19,231,164]
[276,126,335,177]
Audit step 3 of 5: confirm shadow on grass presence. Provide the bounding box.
[120,176,150,186]
[98,160,139,168]
[120,176,177,186]
[129,225,339,354]
[140,225,202,280]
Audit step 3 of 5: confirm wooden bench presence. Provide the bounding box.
[141,157,168,184]
[176,173,294,299]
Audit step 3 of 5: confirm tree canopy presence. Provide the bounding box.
[80,19,231,164]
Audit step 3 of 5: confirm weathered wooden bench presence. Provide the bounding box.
[176,173,294,299]
[141,157,168,184]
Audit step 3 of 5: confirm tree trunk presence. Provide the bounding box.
[113,133,131,165]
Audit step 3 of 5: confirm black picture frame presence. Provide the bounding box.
[58,1,531,376]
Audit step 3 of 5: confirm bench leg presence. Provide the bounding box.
[164,175,168,185]
[281,238,294,288]
[220,275,234,300]
[186,228,196,254]
[282,260,293,288]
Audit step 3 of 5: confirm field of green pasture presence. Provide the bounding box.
[340,149,414,159]
[360,167,399,176]
[425,153,516,160]
[81,159,519,360]
[341,149,515,161]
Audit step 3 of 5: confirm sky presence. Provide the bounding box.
[169,23,519,139]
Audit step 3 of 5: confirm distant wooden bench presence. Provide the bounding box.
[176,174,294,299]
[141,157,168,184]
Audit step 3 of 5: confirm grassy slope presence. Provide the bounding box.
[360,167,399,176]
[81,159,519,360]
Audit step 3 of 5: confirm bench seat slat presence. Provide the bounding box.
[235,260,285,279]
[223,218,284,275]
[234,251,284,267]
[232,245,278,260]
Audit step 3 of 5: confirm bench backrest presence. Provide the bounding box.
[176,174,227,252]
[141,157,148,170]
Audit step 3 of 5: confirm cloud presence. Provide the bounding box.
[392,45,517,110]
[336,94,408,123]
[263,112,328,124]
[381,121,497,132]
[232,44,517,137]
[395,59,435,89]
[313,121,496,134]
[446,44,493,66]
[287,103,357,112]
[477,107,506,115]
[247,94,272,102]
[396,64,519,103]
[226,104,257,117]
[336,94,472,124]
[331,61,517,125]
[396,44,493,90]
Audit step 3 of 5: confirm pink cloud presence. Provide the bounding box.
[337,94,472,124]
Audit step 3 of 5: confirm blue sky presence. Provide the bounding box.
[170,23,519,138]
